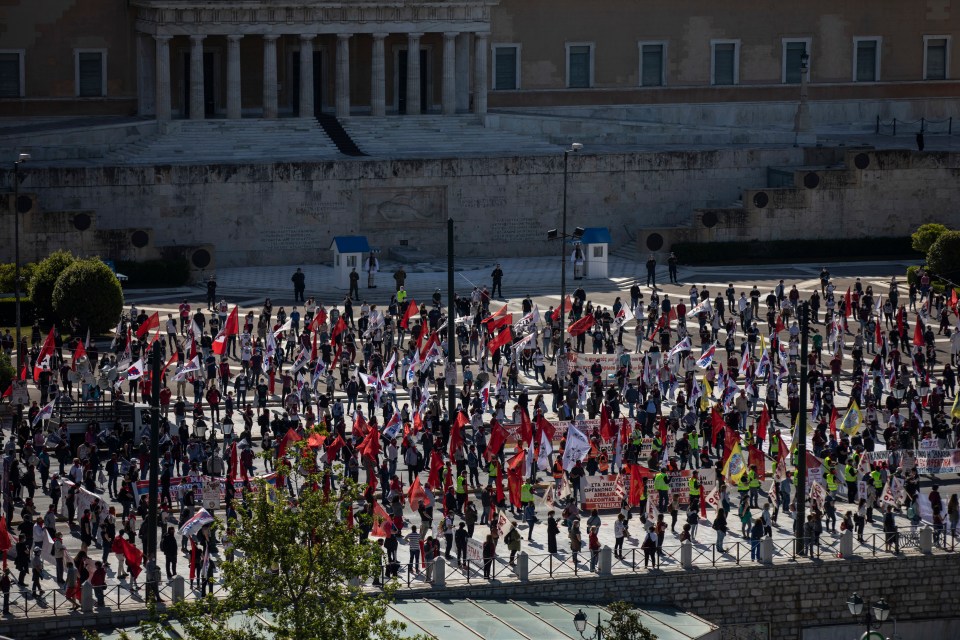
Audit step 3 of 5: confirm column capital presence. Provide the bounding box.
[372,32,389,40]
[337,33,353,41]
[407,32,424,39]
[474,31,491,39]
[190,34,206,44]
[444,31,460,40]
[153,34,172,43]
[262,34,280,42]
[299,34,315,42]
[227,34,244,43]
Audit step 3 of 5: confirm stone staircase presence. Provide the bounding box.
[340,115,561,157]
[103,118,342,164]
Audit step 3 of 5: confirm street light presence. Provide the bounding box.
[12,152,31,370]
[573,609,602,639]
[847,593,891,639]
[548,140,583,363]
[794,50,812,146]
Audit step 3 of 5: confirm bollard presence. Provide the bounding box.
[680,540,692,569]
[599,546,612,576]
[840,529,853,558]
[433,557,446,587]
[919,526,933,554]
[517,551,529,582]
[761,537,773,564]
[81,582,94,613]
[172,575,185,603]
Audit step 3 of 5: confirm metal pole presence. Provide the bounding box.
[13,160,22,369]
[446,217,456,422]
[560,150,569,359]
[146,341,162,561]
[795,301,809,554]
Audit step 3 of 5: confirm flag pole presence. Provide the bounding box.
[795,301,809,554]
[446,218,457,424]
[146,341,162,589]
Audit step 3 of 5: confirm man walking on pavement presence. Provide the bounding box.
[646,254,657,288]
[668,252,678,284]
[491,263,504,298]
[292,268,306,303]
[206,276,217,310]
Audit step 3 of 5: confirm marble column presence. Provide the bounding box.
[473,32,489,117]
[154,35,172,121]
[262,35,279,118]
[336,33,351,118]
[137,33,156,117]
[455,33,471,112]
[371,33,387,117]
[189,34,205,120]
[406,32,423,115]
[442,32,458,115]
[226,35,243,119]
[299,34,315,118]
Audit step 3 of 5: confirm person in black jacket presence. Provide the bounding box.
[161,526,178,578]
[547,511,560,554]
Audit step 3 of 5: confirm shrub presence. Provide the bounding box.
[28,250,75,323]
[0,262,36,294]
[115,259,191,287]
[52,258,124,334]
[926,230,960,282]
[0,350,13,392]
[906,265,923,286]
[911,223,950,255]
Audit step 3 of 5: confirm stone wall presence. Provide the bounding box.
[4,147,960,269]
[400,551,960,640]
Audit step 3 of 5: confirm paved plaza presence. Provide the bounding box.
[1,256,958,622]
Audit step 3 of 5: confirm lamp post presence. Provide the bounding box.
[573,609,602,640]
[12,152,30,369]
[548,142,582,367]
[847,592,891,640]
[794,301,809,554]
[794,50,812,146]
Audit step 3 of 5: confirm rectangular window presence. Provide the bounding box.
[76,50,106,97]
[493,45,519,90]
[592,246,604,258]
[854,38,881,82]
[783,39,810,84]
[639,43,665,86]
[712,41,739,85]
[566,43,593,88]
[0,51,24,98]
[925,37,949,80]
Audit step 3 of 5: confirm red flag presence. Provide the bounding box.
[412,410,423,433]
[599,403,614,442]
[428,450,444,487]
[353,412,369,437]
[212,306,239,355]
[450,411,467,457]
[829,406,838,438]
[330,316,347,344]
[487,327,513,354]
[228,442,239,482]
[73,339,87,364]
[371,501,392,537]
[896,307,905,335]
[277,428,303,458]
[721,425,740,469]
[419,330,440,359]
[311,331,318,361]
[519,407,534,446]
[113,536,143,579]
[756,406,769,443]
[913,318,925,347]
[0,386,8,399]
[775,315,785,334]
[951,288,958,311]
[567,314,595,337]
[844,287,852,318]
[483,304,508,324]
[33,328,55,381]
[136,312,160,339]
[551,296,572,322]
[0,517,11,554]
[710,407,725,447]
[306,432,325,448]
[494,460,505,504]
[400,299,418,329]
[658,416,668,446]
[360,427,380,460]
[408,475,426,507]
[747,446,766,481]
[311,307,328,331]
[647,315,666,341]
[507,453,525,509]
[667,307,677,323]
[628,464,652,507]
[485,419,509,462]
[536,415,557,442]
[487,313,514,333]
[326,434,345,461]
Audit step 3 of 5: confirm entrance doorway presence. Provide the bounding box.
[397,48,429,114]
[292,51,323,117]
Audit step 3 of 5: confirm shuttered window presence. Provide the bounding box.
[494,46,518,90]
[640,44,664,86]
[0,52,22,97]
[713,42,736,85]
[77,51,104,97]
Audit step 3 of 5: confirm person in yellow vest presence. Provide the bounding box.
[488,459,499,487]
[688,475,701,512]
[687,429,699,453]
[825,467,838,497]
[843,463,858,504]
[737,473,750,504]
[520,480,533,510]
[654,470,670,512]
[870,467,883,512]
[744,429,755,448]
[747,465,761,508]
[455,471,468,514]
[770,432,780,476]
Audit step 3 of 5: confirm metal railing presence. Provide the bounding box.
[875,116,954,136]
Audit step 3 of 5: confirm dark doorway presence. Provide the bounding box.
[292,51,323,116]
[183,51,216,117]
[397,48,429,114]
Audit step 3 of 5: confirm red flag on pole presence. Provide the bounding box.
[599,403,614,442]
[136,312,160,339]
[756,406,769,443]
[428,450,444,487]
[519,407,534,446]
[33,328,55,381]
[330,316,347,344]
[408,475,426,507]
[913,318,925,347]
[567,315,595,336]
[371,501,392,537]
[828,406,838,438]
[487,314,514,332]
[487,327,513,354]
[400,299,418,329]
[485,419,509,462]
[212,306,239,355]
[628,464,652,507]
[551,296,572,322]
[844,288,852,318]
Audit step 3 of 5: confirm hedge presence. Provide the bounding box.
[116,259,191,287]
[671,237,921,265]
[0,297,36,326]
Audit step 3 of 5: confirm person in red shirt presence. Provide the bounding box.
[178,301,191,334]
[91,560,106,607]
[206,385,221,422]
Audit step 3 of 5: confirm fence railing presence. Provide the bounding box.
[876,116,954,136]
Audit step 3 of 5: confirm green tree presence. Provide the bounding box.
[28,250,75,322]
[0,350,14,393]
[51,258,123,333]
[912,223,949,255]
[601,601,658,640]
[0,261,35,294]
[926,230,960,280]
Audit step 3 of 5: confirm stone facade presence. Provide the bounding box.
[4,147,960,270]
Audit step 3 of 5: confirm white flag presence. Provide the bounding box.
[562,423,591,471]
